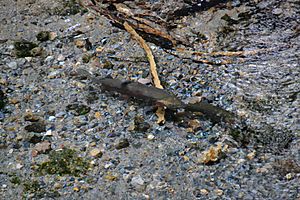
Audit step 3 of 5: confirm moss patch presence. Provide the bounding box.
[14,40,38,58]
[52,0,86,16]
[37,148,90,176]
[22,179,60,199]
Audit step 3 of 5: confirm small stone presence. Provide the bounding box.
[200,189,209,195]
[48,116,56,122]
[115,138,130,150]
[48,70,61,79]
[183,155,189,161]
[90,160,96,165]
[272,8,283,15]
[147,134,155,140]
[30,47,45,57]
[131,175,145,186]
[127,121,135,131]
[15,163,23,169]
[285,173,293,180]
[96,46,104,53]
[102,60,113,69]
[73,187,80,192]
[7,61,17,69]
[34,140,51,154]
[142,194,150,199]
[25,57,32,62]
[24,112,40,122]
[256,167,269,173]
[215,189,223,196]
[31,149,38,157]
[75,40,85,48]
[89,142,96,147]
[89,148,102,157]
[74,81,86,88]
[104,174,118,181]
[57,54,65,61]
[55,111,66,118]
[94,112,101,119]
[53,183,62,189]
[45,56,54,63]
[9,98,20,104]
[25,122,46,133]
[16,134,23,141]
[0,78,8,85]
[188,119,201,131]
[49,32,57,40]
[198,143,223,164]
[104,162,113,169]
[246,151,256,160]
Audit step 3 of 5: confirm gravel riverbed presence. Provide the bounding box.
[0,0,299,199]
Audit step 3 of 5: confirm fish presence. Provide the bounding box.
[75,68,184,109]
[75,68,236,124]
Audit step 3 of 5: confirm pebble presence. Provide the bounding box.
[246,151,256,160]
[9,98,20,104]
[104,174,118,181]
[74,40,85,48]
[30,47,45,57]
[272,8,283,15]
[53,183,62,189]
[48,116,56,122]
[215,189,224,196]
[104,162,113,169]
[285,173,293,180]
[25,122,46,133]
[57,54,65,61]
[115,138,130,150]
[200,189,209,195]
[47,70,61,79]
[89,148,102,157]
[55,111,66,118]
[0,1,298,199]
[147,134,155,140]
[25,57,32,62]
[34,140,51,154]
[131,175,145,186]
[45,56,54,63]
[7,61,17,69]
[94,112,101,119]
[15,163,23,169]
[49,32,57,40]
[24,112,40,122]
